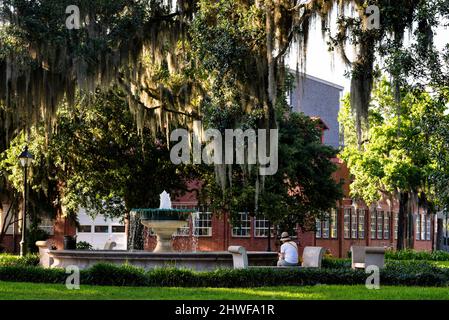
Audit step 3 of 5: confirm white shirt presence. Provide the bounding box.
[280,241,298,264]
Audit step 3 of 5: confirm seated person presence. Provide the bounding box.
[277,232,299,267]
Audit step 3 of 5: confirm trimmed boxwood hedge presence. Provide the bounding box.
[1,262,448,287]
[385,249,449,261]
[0,254,40,267]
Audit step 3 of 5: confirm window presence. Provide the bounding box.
[370,211,377,239]
[330,209,338,239]
[394,213,398,240]
[343,207,363,240]
[315,218,322,238]
[421,214,426,241]
[232,212,251,237]
[416,214,421,240]
[377,211,384,239]
[358,209,365,239]
[384,212,390,240]
[254,216,273,237]
[38,217,55,235]
[94,226,109,233]
[78,225,92,233]
[315,209,337,239]
[112,226,125,233]
[194,212,212,236]
[426,216,431,241]
[370,210,390,240]
[344,208,351,239]
[322,218,330,238]
[351,209,358,239]
[416,214,432,241]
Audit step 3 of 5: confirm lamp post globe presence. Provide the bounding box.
[18,146,33,257]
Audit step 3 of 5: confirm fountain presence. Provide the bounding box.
[35,191,278,271]
[134,191,192,252]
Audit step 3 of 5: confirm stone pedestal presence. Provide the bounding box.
[35,240,52,267]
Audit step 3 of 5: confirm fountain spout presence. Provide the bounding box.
[159,190,172,209]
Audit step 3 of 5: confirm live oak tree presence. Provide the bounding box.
[0,88,196,225]
[0,0,448,232]
[339,79,449,250]
[1,0,447,147]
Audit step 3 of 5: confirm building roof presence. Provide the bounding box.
[287,68,345,91]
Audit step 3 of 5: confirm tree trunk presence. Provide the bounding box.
[397,191,408,250]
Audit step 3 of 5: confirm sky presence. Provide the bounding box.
[286,13,449,94]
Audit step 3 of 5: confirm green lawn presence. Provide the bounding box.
[1,281,449,300]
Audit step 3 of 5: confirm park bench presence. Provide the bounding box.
[228,245,326,269]
[351,245,385,269]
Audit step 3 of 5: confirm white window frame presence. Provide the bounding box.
[38,217,55,236]
[254,216,273,238]
[194,212,212,237]
[416,214,421,240]
[232,212,251,237]
[358,209,365,239]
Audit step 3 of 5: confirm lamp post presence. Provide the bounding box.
[18,146,33,257]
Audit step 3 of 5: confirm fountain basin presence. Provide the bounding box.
[40,250,278,271]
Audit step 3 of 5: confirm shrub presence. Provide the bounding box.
[0,266,66,283]
[0,254,40,267]
[0,262,448,287]
[76,241,93,250]
[82,263,148,286]
[385,249,449,261]
[322,258,351,269]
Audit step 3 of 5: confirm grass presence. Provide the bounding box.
[1,281,449,300]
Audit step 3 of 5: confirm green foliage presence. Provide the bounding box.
[1,262,449,287]
[0,254,40,267]
[322,258,351,269]
[1,89,196,220]
[26,223,51,254]
[82,263,147,286]
[76,241,93,250]
[0,265,66,283]
[386,249,449,261]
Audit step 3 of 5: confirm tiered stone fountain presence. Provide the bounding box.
[137,191,192,252]
[36,191,277,271]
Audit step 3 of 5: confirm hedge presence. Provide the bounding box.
[385,249,449,261]
[1,262,448,287]
[0,254,40,267]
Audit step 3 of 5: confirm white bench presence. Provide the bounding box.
[351,246,385,269]
[228,246,249,269]
[302,246,326,268]
[228,246,325,269]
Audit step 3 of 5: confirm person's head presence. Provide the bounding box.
[280,231,291,243]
